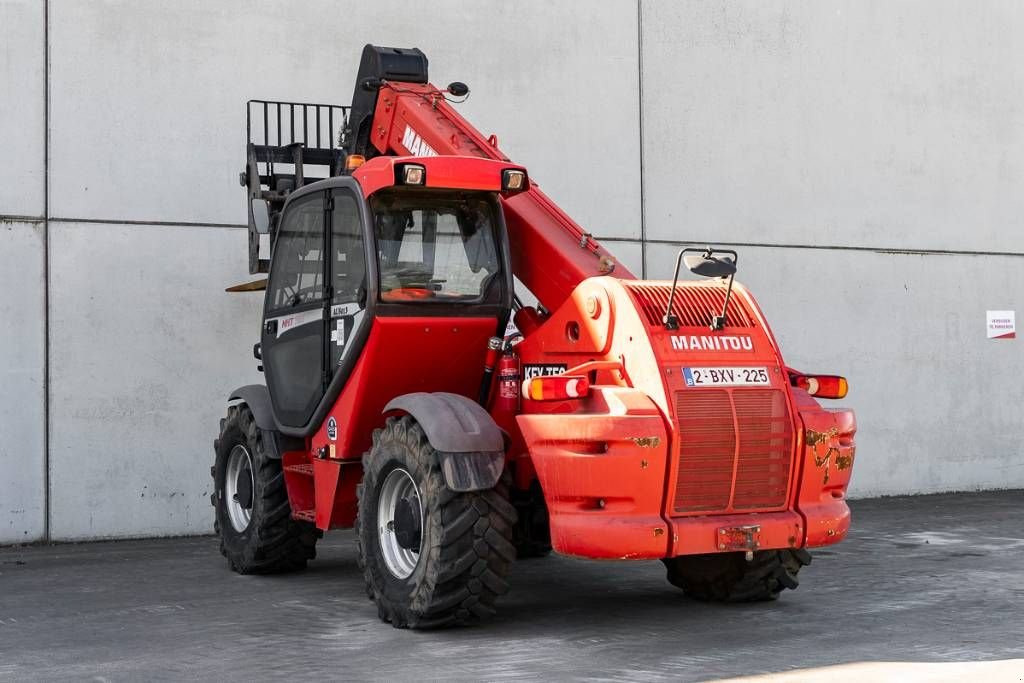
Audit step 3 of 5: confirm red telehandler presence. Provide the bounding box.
[213,45,857,628]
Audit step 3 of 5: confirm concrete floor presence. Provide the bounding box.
[1,491,1023,681]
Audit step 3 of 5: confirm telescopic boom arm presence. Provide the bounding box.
[343,44,635,313]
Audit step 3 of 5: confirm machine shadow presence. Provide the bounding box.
[291,535,795,633]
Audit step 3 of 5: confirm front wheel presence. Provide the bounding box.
[662,549,812,602]
[211,404,319,573]
[356,416,517,629]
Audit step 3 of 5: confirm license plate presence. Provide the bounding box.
[684,366,770,387]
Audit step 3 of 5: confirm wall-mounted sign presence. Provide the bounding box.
[986,310,1015,339]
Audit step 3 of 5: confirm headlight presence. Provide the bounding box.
[401,164,425,185]
[502,169,527,193]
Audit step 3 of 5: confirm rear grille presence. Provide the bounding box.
[627,283,754,328]
[674,390,735,512]
[673,388,793,514]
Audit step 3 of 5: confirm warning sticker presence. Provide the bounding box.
[986,310,1016,340]
[330,319,346,347]
[331,303,353,318]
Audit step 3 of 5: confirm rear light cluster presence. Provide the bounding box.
[790,373,848,399]
[523,375,590,401]
[521,361,621,402]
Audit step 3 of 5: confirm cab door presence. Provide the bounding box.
[261,190,329,428]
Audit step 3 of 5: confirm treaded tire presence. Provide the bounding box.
[662,549,812,602]
[212,404,319,574]
[356,415,517,629]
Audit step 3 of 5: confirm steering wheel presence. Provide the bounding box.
[281,284,323,308]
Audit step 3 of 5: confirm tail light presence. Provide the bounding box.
[523,375,590,401]
[791,373,848,399]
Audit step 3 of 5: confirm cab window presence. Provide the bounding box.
[329,190,368,369]
[371,190,500,303]
[331,191,366,306]
[267,193,324,312]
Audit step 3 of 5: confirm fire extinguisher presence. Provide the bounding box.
[495,345,521,414]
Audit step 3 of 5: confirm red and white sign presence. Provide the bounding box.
[986,310,1016,339]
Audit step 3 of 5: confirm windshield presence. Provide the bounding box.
[370,190,501,303]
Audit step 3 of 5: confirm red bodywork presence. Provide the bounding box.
[512,278,854,558]
[281,80,857,560]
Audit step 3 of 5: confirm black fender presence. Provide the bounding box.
[227,385,304,457]
[228,385,275,429]
[383,392,505,492]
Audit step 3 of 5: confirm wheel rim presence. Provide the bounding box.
[377,468,424,579]
[224,444,255,533]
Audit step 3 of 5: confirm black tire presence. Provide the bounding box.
[211,404,319,574]
[662,549,812,602]
[511,480,552,559]
[356,415,517,629]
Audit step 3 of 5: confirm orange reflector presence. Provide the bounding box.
[794,374,848,399]
[523,375,590,401]
[345,154,366,170]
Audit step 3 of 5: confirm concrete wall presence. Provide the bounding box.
[0,0,45,218]
[47,222,263,538]
[0,222,46,543]
[641,1,1024,254]
[1,0,46,544]
[0,0,1019,541]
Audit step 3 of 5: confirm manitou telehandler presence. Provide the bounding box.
[212,45,857,628]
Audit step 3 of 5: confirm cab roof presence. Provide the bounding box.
[351,155,528,198]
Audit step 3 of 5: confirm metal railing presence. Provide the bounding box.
[246,99,350,150]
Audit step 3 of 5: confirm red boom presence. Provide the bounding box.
[367,82,635,312]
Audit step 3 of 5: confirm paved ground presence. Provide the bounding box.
[1,491,1023,681]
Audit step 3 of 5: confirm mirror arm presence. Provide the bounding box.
[712,271,736,331]
[662,249,688,330]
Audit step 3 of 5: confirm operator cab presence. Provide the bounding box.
[259,158,520,437]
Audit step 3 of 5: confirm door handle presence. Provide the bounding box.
[264,320,277,335]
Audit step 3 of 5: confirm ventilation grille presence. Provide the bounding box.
[627,283,754,328]
[674,389,735,512]
[673,388,793,514]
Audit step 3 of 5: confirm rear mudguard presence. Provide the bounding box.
[384,392,505,492]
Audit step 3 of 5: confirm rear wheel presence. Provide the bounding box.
[356,415,516,629]
[662,549,811,602]
[211,404,319,573]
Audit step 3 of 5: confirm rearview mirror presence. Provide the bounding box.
[683,252,736,279]
[250,198,270,235]
[664,246,740,331]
